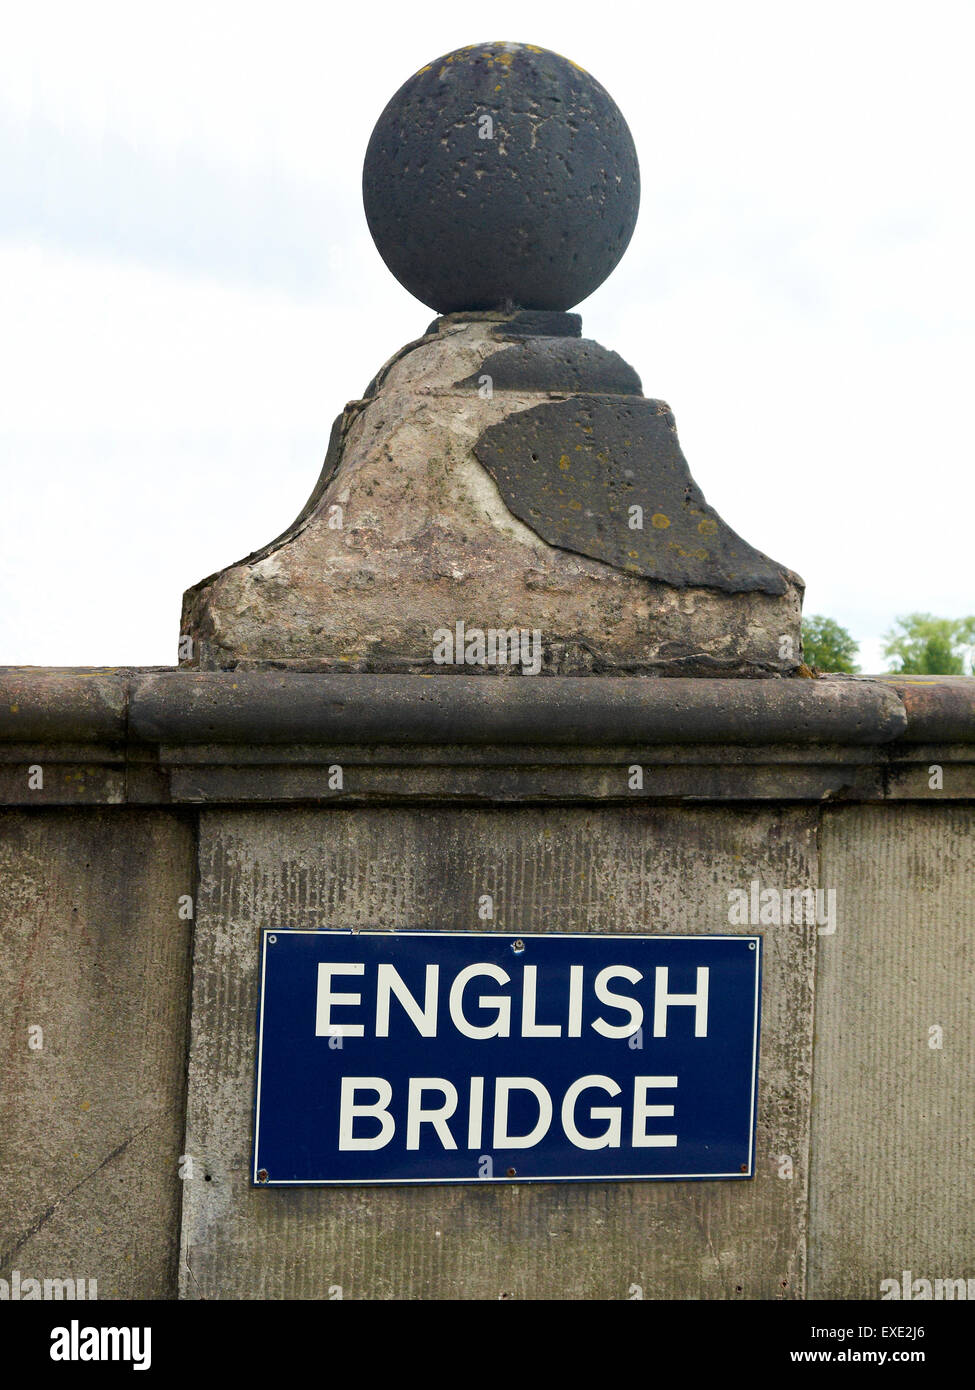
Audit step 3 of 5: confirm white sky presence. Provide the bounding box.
[1,0,972,671]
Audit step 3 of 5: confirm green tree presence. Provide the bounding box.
[882,613,975,675]
[801,615,860,673]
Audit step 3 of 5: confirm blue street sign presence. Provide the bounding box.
[252,930,761,1186]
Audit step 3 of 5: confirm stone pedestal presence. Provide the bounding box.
[181,312,802,677]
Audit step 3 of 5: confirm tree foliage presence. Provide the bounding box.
[882,613,975,675]
[801,615,860,673]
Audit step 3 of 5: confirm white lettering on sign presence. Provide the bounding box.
[592,966,644,1038]
[567,964,584,1037]
[406,1078,458,1150]
[337,1077,395,1149]
[449,963,511,1038]
[336,1074,681,1152]
[521,966,561,1037]
[376,963,439,1037]
[316,963,365,1037]
[316,959,725,1158]
[632,1076,678,1146]
[315,961,710,1041]
[562,1075,622,1150]
[652,966,709,1038]
[493,1077,553,1148]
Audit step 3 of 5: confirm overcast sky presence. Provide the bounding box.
[2,0,972,671]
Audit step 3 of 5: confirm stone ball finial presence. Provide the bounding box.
[362,41,640,313]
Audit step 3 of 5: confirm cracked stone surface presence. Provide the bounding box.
[180,313,803,675]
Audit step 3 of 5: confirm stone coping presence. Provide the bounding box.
[0,669,971,806]
[0,666,972,745]
[0,668,933,745]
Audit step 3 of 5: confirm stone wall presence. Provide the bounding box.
[0,809,194,1299]
[809,803,975,1298]
[1,670,972,1299]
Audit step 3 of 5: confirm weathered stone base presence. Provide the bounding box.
[181,315,803,676]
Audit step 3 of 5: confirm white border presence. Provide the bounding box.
[253,930,762,1186]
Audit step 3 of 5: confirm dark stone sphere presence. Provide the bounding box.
[362,42,640,313]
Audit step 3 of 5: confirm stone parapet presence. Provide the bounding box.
[1,669,972,806]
